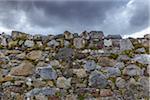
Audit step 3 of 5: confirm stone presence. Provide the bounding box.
[36,65,57,80]
[64,31,73,40]
[66,94,77,100]
[56,77,71,89]
[80,31,90,40]
[25,87,59,97]
[89,31,104,39]
[10,61,34,76]
[73,69,87,78]
[100,89,113,97]
[104,39,112,47]
[135,48,145,53]
[114,62,125,69]
[47,40,59,47]
[115,77,126,88]
[73,37,85,49]
[55,48,74,61]
[98,57,117,67]
[123,64,141,76]
[123,90,136,100]
[89,71,108,88]
[106,67,121,77]
[120,39,134,51]
[24,40,35,48]
[26,50,42,60]
[133,54,150,64]
[83,60,96,71]
[11,31,28,40]
[0,36,7,47]
[8,40,18,48]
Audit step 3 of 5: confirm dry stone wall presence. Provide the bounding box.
[0,31,150,100]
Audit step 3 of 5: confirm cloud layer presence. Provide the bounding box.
[0,0,149,36]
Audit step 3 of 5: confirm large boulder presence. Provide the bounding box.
[120,39,134,51]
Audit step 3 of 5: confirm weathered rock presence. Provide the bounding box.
[10,61,34,76]
[64,31,73,40]
[89,71,108,88]
[55,48,74,61]
[47,40,59,47]
[36,65,57,80]
[123,64,141,76]
[98,57,117,67]
[104,39,112,47]
[89,31,104,39]
[11,31,28,40]
[25,87,59,97]
[83,60,96,71]
[26,50,42,60]
[120,39,134,51]
[24,40,35,48]
[56,77,71,89]
[115,77,126,88]
[114,62,125,69]
[133,54,150,64]
[135,48,145,53]
[73,38,85,49]
[106,67,121,77]
[73,69,87,78]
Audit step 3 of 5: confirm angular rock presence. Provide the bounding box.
[104,39,112,47]
[26,50,42,60]
[11,31,28,40]
[36,65,57,80]
[100,89,113,97]
[24,40,35,48]
[64,31,73,40]
[55,48,74,61]
[123,64,141,76]
[114,62,125,69]
[83,60,96,71]
[120,39,134,51]
[89,71,108,88]
[89,31,104,39]
[73,38,85,49]
[56,77,71,89]
[47,40,59,47]
[106,67,121,77]
[10,61,34,76]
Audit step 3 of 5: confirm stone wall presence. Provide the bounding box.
[0,31,149,100]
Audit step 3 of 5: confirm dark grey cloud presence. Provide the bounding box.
[0,0,149,36]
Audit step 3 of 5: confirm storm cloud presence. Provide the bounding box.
[0,0,149,36]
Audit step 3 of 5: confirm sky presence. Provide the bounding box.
[0,0,149,38]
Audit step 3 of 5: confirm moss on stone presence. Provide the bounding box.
[109,53,119,59]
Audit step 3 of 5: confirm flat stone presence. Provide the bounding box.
[24,40,35,48]
[26,50,42,60]
[25,87,59,97]
[10,61,34,76]
[56,77,71,89]
[133,54,150,64]
[120,39,134,51]
[73,69,87,78]
[106,67,121,77]
[114,62,125,69]
[36,65,57,80]
[123,64,141,76]
[104,39,112,47]
[98,57,117,67]
[83,60,96,71]
[115,77,126,88]
[135,48,145,53]
[89,71,108,88]
[73,38,85,49]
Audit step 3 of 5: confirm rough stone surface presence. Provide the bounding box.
[0,31,149,99]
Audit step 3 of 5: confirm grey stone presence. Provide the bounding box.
[89,31,104,39]
[115,77,126,89]
[47,40,59,47]
[106,67,121,77]
[24,40,35,47]
[120,39,134,51]
[73,38,85,49]
[114,62,125,69]
[135,48,145,53]
[123,64,141,76]
[123,90,136,100]
[133,54,150,64]
[89,71,108,88]
[36,65,57,80]
[55,48,74,61]
[83,60,96,71]
[25,87,59,97]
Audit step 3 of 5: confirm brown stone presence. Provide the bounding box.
[26,50,42,60]
[10,61,34,76]
[100,89,113,97]
[98,57,117,67]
